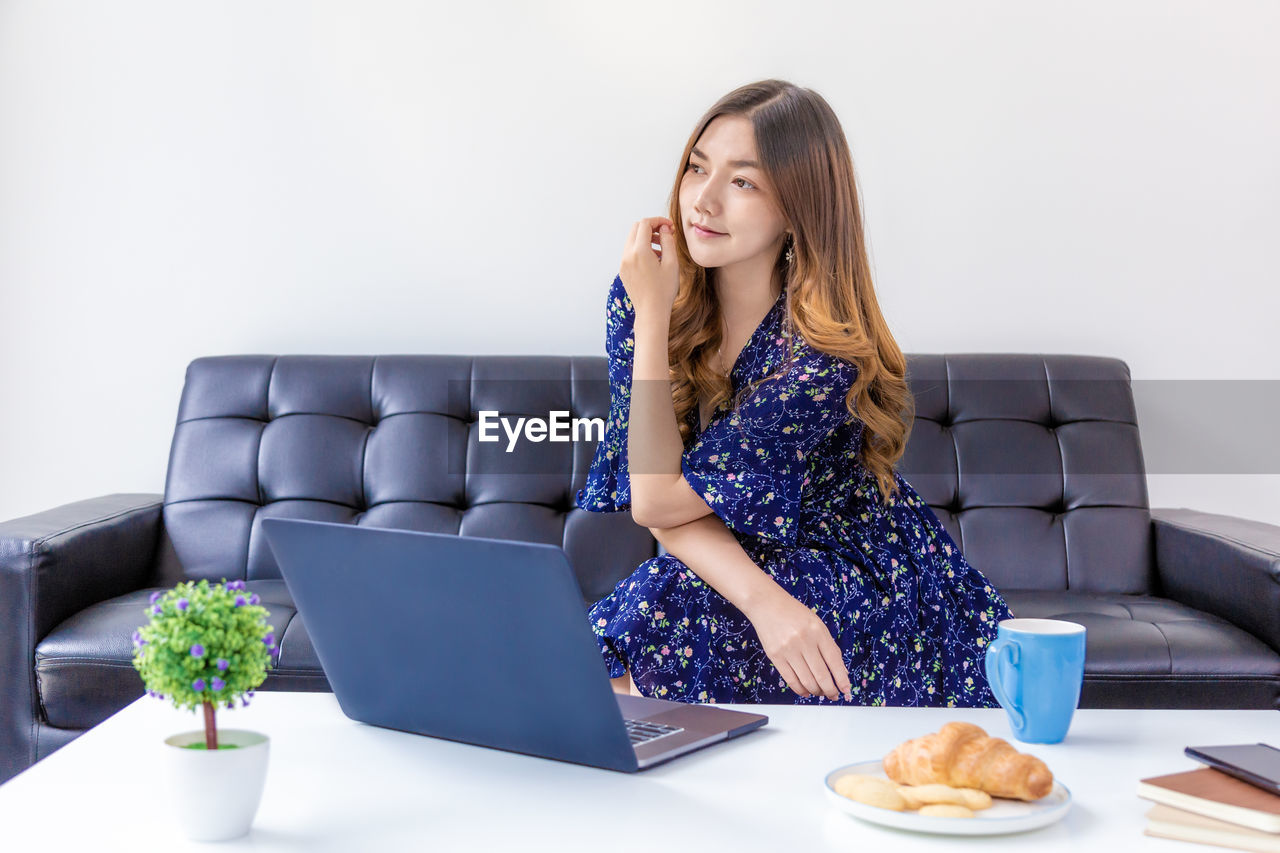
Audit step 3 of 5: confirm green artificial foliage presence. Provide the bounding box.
[132,579,276,749]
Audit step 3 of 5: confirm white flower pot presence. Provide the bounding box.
[163,729,270,842]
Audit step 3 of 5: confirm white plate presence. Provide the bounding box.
[823,760,1072,836]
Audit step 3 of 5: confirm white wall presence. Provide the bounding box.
[2,0,1277,526]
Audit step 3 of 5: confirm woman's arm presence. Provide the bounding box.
[628,309,716,528]
[646,513,783,617]
[617,219,715,528]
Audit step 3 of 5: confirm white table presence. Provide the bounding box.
[0,691,1275,851]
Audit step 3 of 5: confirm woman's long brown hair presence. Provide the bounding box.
[665,79,914,507]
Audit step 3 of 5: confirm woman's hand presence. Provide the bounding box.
[619,216,679,317]
[745,587,854,702]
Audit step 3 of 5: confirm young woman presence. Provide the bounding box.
[575,79,1015,707]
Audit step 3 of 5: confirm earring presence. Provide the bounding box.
[784,234,795,265]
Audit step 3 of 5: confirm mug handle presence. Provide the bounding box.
[985,637,1025,730]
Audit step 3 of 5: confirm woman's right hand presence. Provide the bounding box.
[618,217,679,319]
[746,587,853,702]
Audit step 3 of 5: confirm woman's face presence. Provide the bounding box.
[679,114,789,270]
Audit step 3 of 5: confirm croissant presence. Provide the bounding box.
[882,722,1053,801]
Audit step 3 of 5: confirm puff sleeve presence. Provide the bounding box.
[574,274,636,512]
[680,349,858,545]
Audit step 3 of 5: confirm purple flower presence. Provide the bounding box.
[211,677,225,692]
[216,658,229,671]
[192,678,206,691]
[176,598,189,612]
[190,643,205,658]
[263,633,276,649]
[151,605,162,615]
[249,593,261,606]
[148,591,162,605]
[227,580,246,591]
[234,595,246,607]
[132,630,144,647]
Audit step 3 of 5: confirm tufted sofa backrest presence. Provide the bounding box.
[159,353,1153,600]
[896,354,1152,594]
[160,355,655,606]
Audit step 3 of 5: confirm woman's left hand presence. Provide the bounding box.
[619,216,679,317]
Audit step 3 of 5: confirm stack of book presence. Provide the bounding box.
[1138,767,1280,852]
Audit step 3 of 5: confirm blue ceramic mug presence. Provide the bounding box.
[984,618,1086,744]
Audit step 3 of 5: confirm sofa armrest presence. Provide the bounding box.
[1151,507,1280,655]
[0,493,163,783]
[0,494,165,638]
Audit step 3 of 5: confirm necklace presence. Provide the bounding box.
[716,318,733,376]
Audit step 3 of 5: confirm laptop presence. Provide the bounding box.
[259,517,768,772]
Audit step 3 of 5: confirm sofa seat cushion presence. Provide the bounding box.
[34,585,1280,728]
[1003,590,1280,709]
[35,580,328,730]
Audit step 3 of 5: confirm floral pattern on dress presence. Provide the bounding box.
[575,274,635,511]
[575,274,1015,707]
[680,344,857,546]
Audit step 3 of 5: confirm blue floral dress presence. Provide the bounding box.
[575,274,1015,707]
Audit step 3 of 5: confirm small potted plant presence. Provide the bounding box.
[132,578,277,842]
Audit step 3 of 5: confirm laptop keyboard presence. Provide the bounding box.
[623,717,685,746]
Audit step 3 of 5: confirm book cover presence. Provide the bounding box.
[1138,768,1280,834]
[1144,826,1280,853]
[1148,804,1280,835]
[1145,805,1280,853]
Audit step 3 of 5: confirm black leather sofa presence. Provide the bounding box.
[2,353,1277,784]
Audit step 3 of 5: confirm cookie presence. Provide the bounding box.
[918,804,976,819]
[897,783,992,810]
[834,775,908,811]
